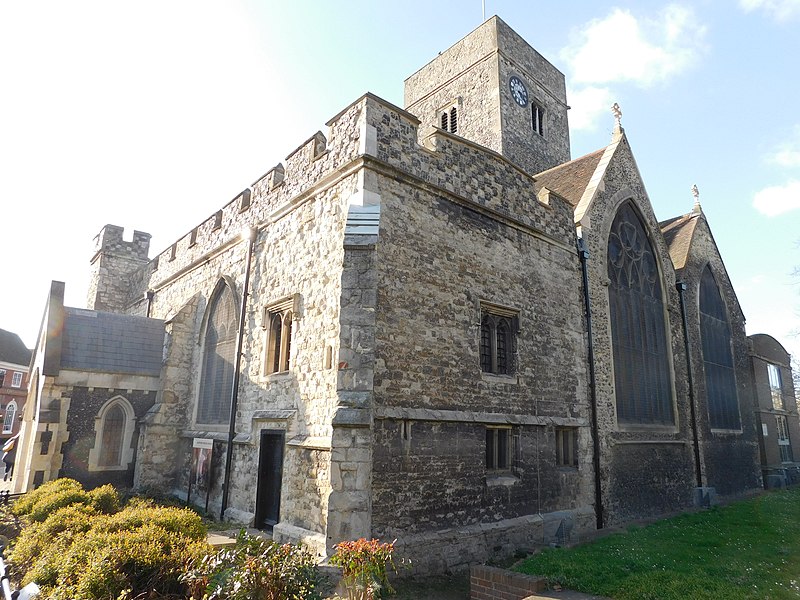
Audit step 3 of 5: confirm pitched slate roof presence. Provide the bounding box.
[534,148,605,207]
[60,308,164,376]
[0,329,32,367]
[660,212,699,271]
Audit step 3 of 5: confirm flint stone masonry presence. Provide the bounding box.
[405,16,570,177]
[31,15,766,577]
[672,216,761,496]
[87,225,151,313]
[60,386,157,488]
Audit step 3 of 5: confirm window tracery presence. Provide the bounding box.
[607,202,674,425]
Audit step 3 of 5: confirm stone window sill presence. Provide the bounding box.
[486,473,519,487]
[481,373,519,385]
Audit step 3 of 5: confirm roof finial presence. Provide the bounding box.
[691,184,702,214]
[611,103,623,139]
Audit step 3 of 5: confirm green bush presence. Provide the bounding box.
[26,488,92,523]
[181,530,321,600]
[9,504,98,577]
[8,478,212,599]
[45,524,210,600]
[99,498,207,540]
[87,483,121,514]
[11,478,83,517]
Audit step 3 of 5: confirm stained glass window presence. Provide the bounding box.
[608,202,673,425]
[197,283,237,424]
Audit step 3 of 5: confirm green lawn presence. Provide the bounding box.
[514,488,800,599]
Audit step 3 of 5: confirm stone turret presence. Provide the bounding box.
[87,225,151,312]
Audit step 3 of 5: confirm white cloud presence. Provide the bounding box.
[740,0,800,20]
[560,5,706,131]
[767,127,800,167]
[752,180,800,216]
[562,5,705,88]
[567,86,615,132]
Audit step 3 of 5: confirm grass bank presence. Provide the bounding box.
[515,488,800,599]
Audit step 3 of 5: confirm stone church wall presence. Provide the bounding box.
[356,95,594,566]
[676,218,762,496]
[118,98,373,543]
[578,137,697,525]
[60,386,156,489]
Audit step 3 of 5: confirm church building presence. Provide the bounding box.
[19,17,774,572]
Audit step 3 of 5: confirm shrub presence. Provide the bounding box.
[329,538,398,600]
[99,498,207,540]
[45,524,210,600]
[88,483,121,514]
[26,488,92,523]
[8,504,98,577]
[8,478,211,599]
[11,478,83,517]
[181,530,321,600]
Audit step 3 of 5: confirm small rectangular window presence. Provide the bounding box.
[486,427,511,471]
[556,428,578,468]
[768,364,782,390]
[532,102,545,136]
[11,372,22,388]
[0,370,5,386]
[768,364,784,410]
[777,415,793,462]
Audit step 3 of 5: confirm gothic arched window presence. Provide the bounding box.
[88,396,136,471]
[607,202,674,425]
[699,266,740,429]
[99,404,125,467]
[197,282,238,425]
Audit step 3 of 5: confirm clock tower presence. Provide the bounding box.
[404,16,571,176]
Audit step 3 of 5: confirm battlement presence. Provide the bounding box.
[114,89,573,308]
[91,225,152,264]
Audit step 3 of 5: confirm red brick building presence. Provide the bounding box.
[0,328,32,440]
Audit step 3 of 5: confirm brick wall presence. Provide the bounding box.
[470,565,545,600]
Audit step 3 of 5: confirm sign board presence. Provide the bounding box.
[188,437,214,512]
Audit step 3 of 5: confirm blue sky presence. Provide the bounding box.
[1,0,799,365]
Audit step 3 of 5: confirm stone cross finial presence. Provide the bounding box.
[612,103,622,128]
[691,184,702,214]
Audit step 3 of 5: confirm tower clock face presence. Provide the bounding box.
[509,76,528,107]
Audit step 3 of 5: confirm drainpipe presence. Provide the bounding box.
[676,281,703,488]
[220,226,258,521]
[577,237,603,529]
[145,290,155,318]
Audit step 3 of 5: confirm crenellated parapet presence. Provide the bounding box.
[87,225,152,312]
[90,225,151,263]
[115,91,574,308]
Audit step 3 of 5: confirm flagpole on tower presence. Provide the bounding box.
[482,0,485,21]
